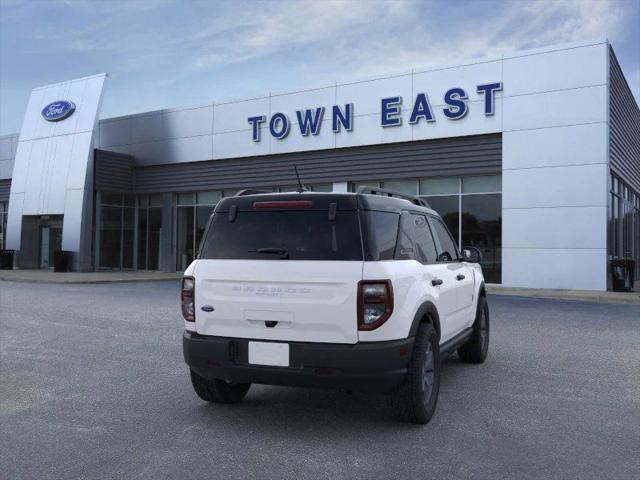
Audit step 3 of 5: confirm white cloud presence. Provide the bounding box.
[189,0,412,70]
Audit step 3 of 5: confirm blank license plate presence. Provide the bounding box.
[248,341,289,367]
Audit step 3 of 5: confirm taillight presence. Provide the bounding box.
[357,280,393,330]
[181,276,195,322]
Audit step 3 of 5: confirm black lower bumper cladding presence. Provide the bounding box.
[183,331,414,393]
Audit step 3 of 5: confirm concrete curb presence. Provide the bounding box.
[0,271,183,284]
[0,277,181,285]
[487,286,640,305]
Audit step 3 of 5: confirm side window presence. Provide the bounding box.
[362,211,399,260]
[431,217,459,262]
[411,214,438,263]
[395,213,416,261]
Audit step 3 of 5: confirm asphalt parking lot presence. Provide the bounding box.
[1,281,639,480]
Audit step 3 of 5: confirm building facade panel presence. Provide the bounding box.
[502,123,608,170]
[502,42,607,96]
[502,247,607,290]
[503,206,608,249]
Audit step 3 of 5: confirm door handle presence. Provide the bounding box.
[431,278,443,286]
[456,274,466,281]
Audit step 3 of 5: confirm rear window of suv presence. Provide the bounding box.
[199,210,363,261]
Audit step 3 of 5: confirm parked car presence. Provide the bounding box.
[182,187,489,424]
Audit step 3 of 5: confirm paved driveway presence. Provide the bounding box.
[1,281,638,479]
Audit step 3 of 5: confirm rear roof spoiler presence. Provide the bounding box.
[356,186,431,208]
[234,189,273,196]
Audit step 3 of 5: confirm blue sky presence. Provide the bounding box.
[0,0,638,135]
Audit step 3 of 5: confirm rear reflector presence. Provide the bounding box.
[252,200,313,209]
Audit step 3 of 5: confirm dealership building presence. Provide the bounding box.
[0,39,638,291]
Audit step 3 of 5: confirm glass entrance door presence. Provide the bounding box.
[39,225,62,268]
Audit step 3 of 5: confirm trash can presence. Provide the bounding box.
[0,249,14,270]
[53,250,73,272]
[610,258,635,292]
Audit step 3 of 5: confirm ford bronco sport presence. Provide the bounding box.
[182,187,489,424]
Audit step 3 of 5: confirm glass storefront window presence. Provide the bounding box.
[99,204,123,269]
[425,195,459,244]
[461,194,502,283]
[136,195,163,271]
[122,207,135,269]
[462,175,501,193]
[178,193,196,205]
[176,190,222,271]
[97,193,137,270]
[419,177,459,195]
[197,191,222,204]
[609,173,640,289]
[0,202,6,250]
[418,175,502,283]
[177,206,195,271]
[381,179,418,195]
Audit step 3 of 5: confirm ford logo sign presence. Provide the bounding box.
[41,100,76,122]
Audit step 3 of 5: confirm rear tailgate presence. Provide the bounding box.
[193,194,364,344]
[194,260,361,343]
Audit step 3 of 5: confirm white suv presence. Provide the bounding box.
[182,187,489,424]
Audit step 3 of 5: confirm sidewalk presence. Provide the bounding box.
[488,285,640,305]
[0,269,182,284]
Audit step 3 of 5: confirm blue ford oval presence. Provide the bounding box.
[41,100,76,122]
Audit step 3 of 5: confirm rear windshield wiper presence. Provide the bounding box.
[248,247,290,259]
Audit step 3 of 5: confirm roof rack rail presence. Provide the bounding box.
[234,189,272,197]
[356,185,431,208]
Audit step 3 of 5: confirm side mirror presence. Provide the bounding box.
[461,246,482,263]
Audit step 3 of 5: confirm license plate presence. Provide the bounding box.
[248,341,289,367]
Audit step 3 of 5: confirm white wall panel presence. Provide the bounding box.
[131,135,213,166]
[503,85,607,131]
[18,88,45,141]
[413,60,502,103]
[412,99,502,141]
[61,188,85,250]
[163,106,213,139]
[214,128,270,159]
[270,118,334,155]
[503,163,608,209]
[131,113,164,143]
[502,248,607,290]
[66,132,93,190]
[99,118,131,147]
[336,74,412,117]
[503,123,607,170]
[503,206,607,249]
[270,86,336,117]
[46,138,71,213]
[20,138,47,214]
[214,97,269,134]
[5,192,24,248]
[503,44,607,96]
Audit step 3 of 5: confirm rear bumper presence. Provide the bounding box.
[183,331,414,393]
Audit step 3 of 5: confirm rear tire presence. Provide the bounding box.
[387,323,440,424]
[190,370,251,404]
[457,295,490,364]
